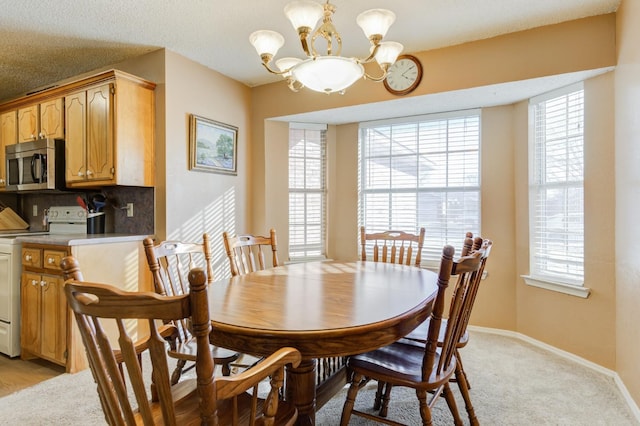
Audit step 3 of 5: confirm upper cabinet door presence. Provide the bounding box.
[39,98,64,139]
[0,111,17,187]
[64,91,87,184]
[86,84,114,182]
[17,105,39,142]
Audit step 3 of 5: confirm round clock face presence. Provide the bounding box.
[384,55,423,96]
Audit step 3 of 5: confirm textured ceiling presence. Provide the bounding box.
[0,0,620,120]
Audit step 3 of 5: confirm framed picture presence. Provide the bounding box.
[189,114,238,175]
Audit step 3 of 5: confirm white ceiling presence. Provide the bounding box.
[0,0,620,123]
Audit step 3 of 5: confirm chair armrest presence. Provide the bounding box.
[214,347,301,399]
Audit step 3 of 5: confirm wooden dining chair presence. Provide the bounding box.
[373,234,492,425]
[143,235,240,384]
[222,228,279,276]
[340,242,489,426]
[62,256,302,426]
[360,226,426,266]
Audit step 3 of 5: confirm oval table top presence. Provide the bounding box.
[207,260,438,358]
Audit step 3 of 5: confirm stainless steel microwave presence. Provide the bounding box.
[5,138,66,191]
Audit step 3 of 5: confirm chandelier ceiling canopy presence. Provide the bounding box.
[249,0,403,94]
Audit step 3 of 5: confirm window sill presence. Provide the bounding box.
[521,275,590,298]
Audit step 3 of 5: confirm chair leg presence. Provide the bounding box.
[442,382,464,426]
[455,349,471,389]
[416,389,433,425]
[373,381,384,410]
[170,359,187,385]
[379,382,393,417]
[340,372,362,426]
[455,363,479,425]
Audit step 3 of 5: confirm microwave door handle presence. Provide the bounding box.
[31,154,45,183]
[30,154,37,182]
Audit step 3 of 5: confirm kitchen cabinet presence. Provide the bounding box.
[20,246,69,367]
[65,72,155,187]
[0,69,154,189]
[0,111,17,188]
[17,98,64,142]
[19,237,150,373]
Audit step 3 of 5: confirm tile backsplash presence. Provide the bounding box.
[0,186,154,235]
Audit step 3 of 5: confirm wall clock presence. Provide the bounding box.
[383,54,423,96]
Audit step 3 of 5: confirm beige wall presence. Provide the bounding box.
[116,49,252,278]
[514,72,616,369]
[616,0,640,406]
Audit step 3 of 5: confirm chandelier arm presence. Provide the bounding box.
[354,40,382,64]
[363,64,390,82]
[260,62,290,76]
[297,27,314,57]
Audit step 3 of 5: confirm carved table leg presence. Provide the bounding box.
[285,358,317,425]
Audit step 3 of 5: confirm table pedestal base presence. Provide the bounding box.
[286,359,317,425]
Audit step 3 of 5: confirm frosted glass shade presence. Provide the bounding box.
[249,30,285,57]
[284,0,323,32]
[356,9,396,39]
[291,56,364,93]
[374,41,404,65]
[276,57,303,75]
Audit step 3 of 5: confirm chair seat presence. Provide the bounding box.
[134,379,298,425]
[348,341,457,389]
[168,338,240,364]
[402,318,469,347]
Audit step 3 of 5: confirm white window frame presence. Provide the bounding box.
[358,110,481,268]
[522,83,589,298]
[288,122,327,262]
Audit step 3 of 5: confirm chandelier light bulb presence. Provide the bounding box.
[284,0,324,33]
[356,9,396,40]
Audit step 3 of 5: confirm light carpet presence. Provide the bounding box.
[0,331,637,425]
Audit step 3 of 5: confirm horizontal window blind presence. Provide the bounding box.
[289,125,326,260]
[359,111,481,264]
[529,84,584,284]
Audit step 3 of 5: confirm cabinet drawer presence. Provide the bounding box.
[22,248,42,268]
[43,250,66,271]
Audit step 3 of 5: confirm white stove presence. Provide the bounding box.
[47,205,88,234]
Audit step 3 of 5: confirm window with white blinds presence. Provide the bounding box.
[288,123,327,260]
[359,111,481,265]
[529,83,584,285]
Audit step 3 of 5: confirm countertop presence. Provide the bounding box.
[16,233,150,246]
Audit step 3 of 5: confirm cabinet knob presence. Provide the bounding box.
[40,280,46,287]
[31,279,38,286]
[86,170,93,176]
[25,254,32,261]
[38,132,44,138]
[30,134,36,140]
[78,172,84,177]
[0,179,4,184]
[47,257,55,264]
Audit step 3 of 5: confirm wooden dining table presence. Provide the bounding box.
[206,260,439,426]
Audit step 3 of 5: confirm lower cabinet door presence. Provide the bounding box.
[40,275,66,363]
[20,272,41,355]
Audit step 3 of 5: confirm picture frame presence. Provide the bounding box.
[189,114,238,175]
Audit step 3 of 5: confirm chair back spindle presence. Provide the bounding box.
[223,229,279,276]
[360,226,425,267]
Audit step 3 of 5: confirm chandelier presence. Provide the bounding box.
[249,0,403,94]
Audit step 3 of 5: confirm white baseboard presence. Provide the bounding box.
[468,325,640,423]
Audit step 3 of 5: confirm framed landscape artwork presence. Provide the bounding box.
[189,114,238,175]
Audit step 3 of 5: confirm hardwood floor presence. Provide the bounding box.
[0,354,64,397]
